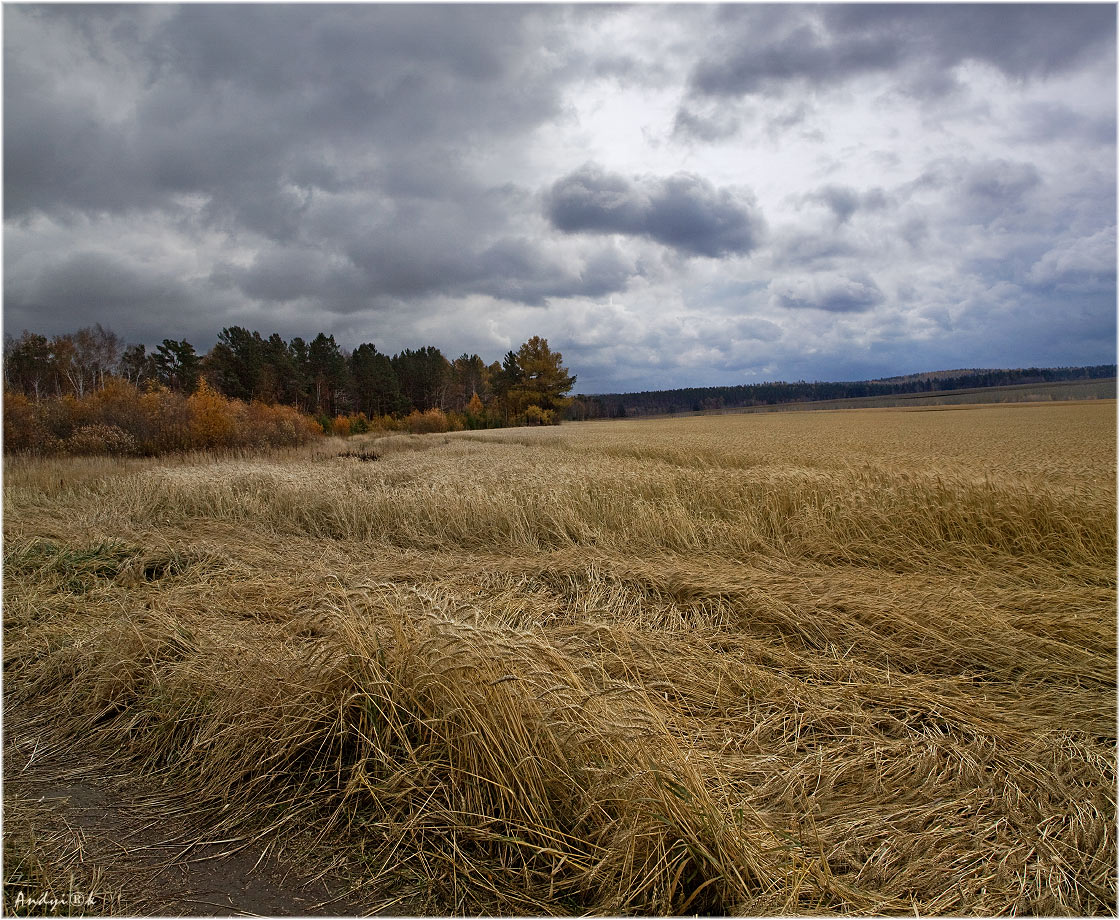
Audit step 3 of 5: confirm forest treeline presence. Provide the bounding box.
[3,324,576,455]
[5,323,1114,454]
[577,364,1118,418]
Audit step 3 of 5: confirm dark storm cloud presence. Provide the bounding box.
[1010,101,1117,148]
[3,62,146,219]
[5,250,197,336]
[899,218,930,252]
[671,107,741,144]
[891,157,1048,230]
[157,4,518,94]
[5,4,648,327]
[774,234,862,269]
[689,4,1116,100]
[4,4,569,224]
[771,275,885,313]
[343,232,637,307]
[962,161,1041,207]
[545,164,765,258]
[471,239,638,304]
[803,185,889,225]
[215,247,366,305]
[941,159,1044,229]
[825,4,1115,81]
[691,19,899,97]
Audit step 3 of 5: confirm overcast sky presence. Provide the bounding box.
[5,3,1116,393]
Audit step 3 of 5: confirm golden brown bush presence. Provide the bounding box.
[186,380,238,449]
[138,385,190,453]
[65,423,139,456]
[242,400,321,448]
[3,391,41,453]
[405,407,451,434]
[3,379,322,456]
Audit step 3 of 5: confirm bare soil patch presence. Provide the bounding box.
[3,701,378,916]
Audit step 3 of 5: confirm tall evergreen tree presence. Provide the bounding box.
[4,331,53,399]
[287,337,312,410]
[392,346,450,412]
[350,343,405,417]
[256,333,304,405]
[205,326,265,401]
[509,336,576,417]
[154,339,201,393]
[307,333,350,416]
[488,351,526,423]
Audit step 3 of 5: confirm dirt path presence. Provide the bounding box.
[3,701,380,916]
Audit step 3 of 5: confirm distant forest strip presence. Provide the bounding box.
[577,365,1118,418]
[3,325,578,455]
[4,325,1114,457]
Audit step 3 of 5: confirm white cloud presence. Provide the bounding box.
[1028,227,1117,293]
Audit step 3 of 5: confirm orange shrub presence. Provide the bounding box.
[87,377,145,430]
[3,379,323,456]
[404,407,451,434]
[35,396,76,442]
[3,391,58,454]
[370,414,400,431]
[524,404,557,426]
[241,401,316,448]
[138,385,190,454]
[464,393,487,429]
[4,390,33,452]
[187,380,238,449]
[60,393,96,432]
[66,424,139,456]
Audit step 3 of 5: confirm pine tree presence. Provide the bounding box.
[509,336,576,421]
[307,333,350,416]
[154,339,201,393]
[350,343,406,417]
[4,331,53,399]
[392,346,450,412]
[205,326,264,401]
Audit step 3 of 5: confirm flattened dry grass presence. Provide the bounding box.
[2,790,124,916]
[4,403,1116,915]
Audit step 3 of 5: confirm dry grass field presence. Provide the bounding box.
[3,401,1116,915]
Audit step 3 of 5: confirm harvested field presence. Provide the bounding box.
[3,401,1116,915]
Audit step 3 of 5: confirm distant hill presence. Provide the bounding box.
[567,364,1117,420]
[871,368,998,384]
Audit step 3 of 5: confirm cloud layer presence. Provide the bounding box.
[546,164,766,258]
[5,4,1115,392]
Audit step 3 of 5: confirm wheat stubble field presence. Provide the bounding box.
[3,401,1116,915]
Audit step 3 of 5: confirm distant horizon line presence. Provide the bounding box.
[577,363,1118,399]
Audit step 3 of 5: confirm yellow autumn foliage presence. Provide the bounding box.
[3,378,322,456]
[187,379,238,449]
